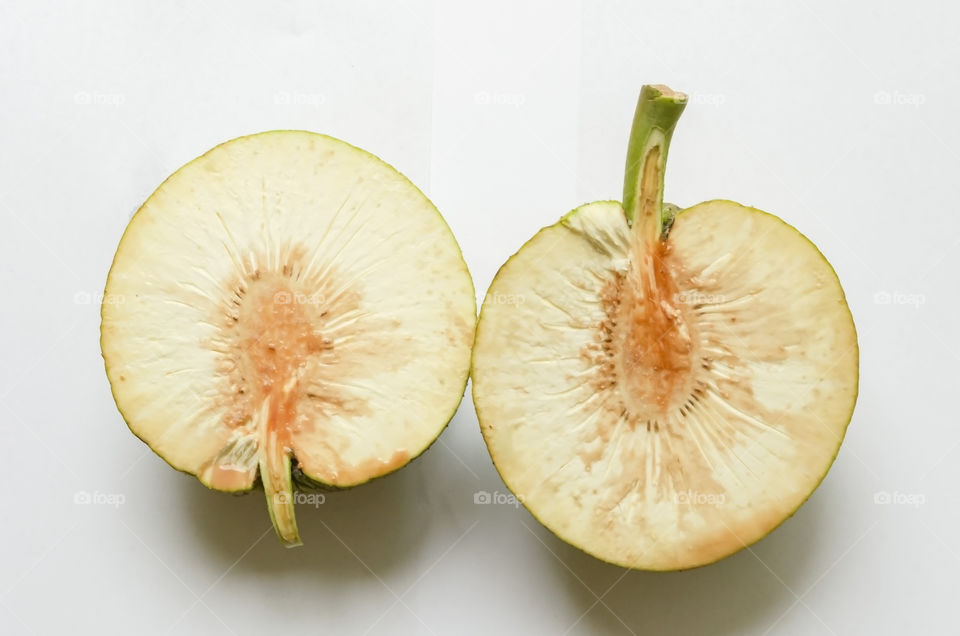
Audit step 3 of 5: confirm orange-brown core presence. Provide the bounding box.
[200,242,411,494]
[621,241,694,412]
[588,232,696,423]
[239,276,332,452]
[199,243,345,493]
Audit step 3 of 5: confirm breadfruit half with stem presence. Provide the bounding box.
[102,131,476,545]
[471,85,858,570]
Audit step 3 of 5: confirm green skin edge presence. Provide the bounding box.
[471,85,860,571]
[101,130,476,545]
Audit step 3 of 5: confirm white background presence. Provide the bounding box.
[1,1,957,634]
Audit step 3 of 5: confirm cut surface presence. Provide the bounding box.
[471,199,858,570]
[102,131,475,544]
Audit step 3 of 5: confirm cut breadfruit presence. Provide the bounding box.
[471,85,858,570]
[101,131,475,546]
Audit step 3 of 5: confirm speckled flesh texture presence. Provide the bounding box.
[471,199,858,570]
[102,131,476,545]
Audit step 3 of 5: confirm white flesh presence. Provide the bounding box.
[102,132,475,542]
[472,199,858,570]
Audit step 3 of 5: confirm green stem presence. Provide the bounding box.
[260,394,302,547]
[622,85,687,248]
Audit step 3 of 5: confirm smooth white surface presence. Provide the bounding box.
[0,1,956,634]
